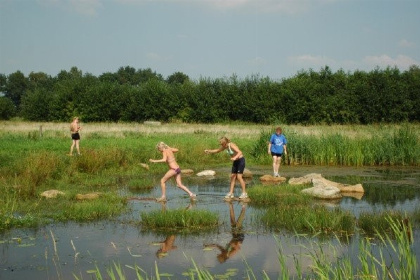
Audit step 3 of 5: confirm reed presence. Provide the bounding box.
[9,151,65,198]
[306,216,417,280]
[140,208,219,232]
[249,184,355,234]
[260,205,355,234]
[358,210,410,235]
[247,184,311,207]
[251,124,419,166]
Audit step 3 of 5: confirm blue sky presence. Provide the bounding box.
[1,0,419,80]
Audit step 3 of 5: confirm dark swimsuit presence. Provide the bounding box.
[71,132,80,140]
[173,167,181,174]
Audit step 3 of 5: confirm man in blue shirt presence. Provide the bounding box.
[268,127,288,177]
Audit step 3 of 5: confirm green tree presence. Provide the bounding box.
[0,96,16,120]
[4,71,28,107]
[167,71,189,85]
[20,89,53,121]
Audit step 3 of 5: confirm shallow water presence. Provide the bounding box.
[1,166,419,279]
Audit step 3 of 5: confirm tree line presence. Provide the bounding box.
[0,65,419,124]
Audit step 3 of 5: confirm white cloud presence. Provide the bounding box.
[146,52,169,61]
[37,0,103,16]
[398,39,414,48]
[113,0,313,14]
[363,54,419,69]
[248,56,267,66]
[69,0,103,16]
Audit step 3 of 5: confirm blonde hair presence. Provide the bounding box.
[156,142,169,150]
[219,136,230,145]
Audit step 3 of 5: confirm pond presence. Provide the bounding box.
[1,166,419,279]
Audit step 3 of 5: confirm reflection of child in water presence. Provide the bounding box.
[206,202,246,263]
[156,235,177,258]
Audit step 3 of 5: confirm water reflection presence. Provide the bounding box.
[156,235,177,258]
[205,201,247,263]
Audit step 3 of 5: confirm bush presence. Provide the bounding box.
[0,96,16,120]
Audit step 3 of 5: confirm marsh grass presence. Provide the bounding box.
[140,208,219,233]
[252,124,419,166]
[260,205,355,234]
[306,216,417,280]
[127,177,155,192]
[358,210,408,235]
[9,151,65,198]
[248,184,355,234]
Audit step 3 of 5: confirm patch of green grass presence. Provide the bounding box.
[260,205,355,234]
[249,184,355,234]
[127,177,155,192]
[358,210,409,235]
[141,208,219,233]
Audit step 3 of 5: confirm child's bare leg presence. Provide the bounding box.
[159,170,174,199]
[70,140,75,154]
[237,174,246,193]
[75,140,80,154]
[176,174,194,196]
[229,174,237,194]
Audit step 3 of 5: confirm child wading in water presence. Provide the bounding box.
[204,137,247,200]
[149,142,196,202]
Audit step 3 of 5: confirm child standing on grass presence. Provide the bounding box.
[69,117,81,156]
[149,142,196,202]
[204,137,247,200]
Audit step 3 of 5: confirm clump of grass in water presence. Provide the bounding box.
[141,209,219,232]
[260,205,355,234]
[249,184,355,234]
[358,210,408,235]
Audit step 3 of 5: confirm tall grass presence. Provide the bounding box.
[260,205,355,234]
[358,210,408,235]
[252,124,419,166]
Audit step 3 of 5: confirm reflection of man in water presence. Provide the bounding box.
[206,202,247,263]
[156,235,177,258]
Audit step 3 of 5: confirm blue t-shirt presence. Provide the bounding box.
[269,133,287,154]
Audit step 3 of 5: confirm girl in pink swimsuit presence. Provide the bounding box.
[149,142,196,202]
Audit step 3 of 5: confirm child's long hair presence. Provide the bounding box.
[156,142,169,150]
[219,137,230,145]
